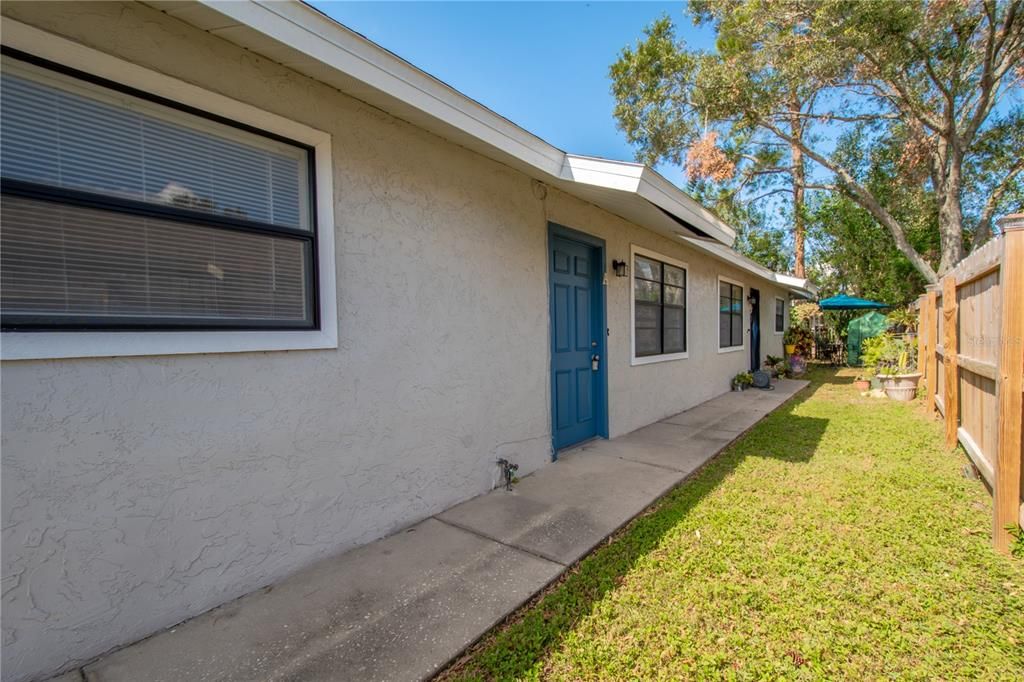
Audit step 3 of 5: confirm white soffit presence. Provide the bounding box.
[142,0,736,246]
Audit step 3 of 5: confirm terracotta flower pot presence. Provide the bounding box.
[854,379,870,391]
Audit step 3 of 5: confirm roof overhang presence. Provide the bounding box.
[681,237,818,299]
[141,0,736,246]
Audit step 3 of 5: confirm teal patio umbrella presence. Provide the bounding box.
[818,294,888,310]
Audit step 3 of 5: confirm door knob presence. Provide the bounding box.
[591,354,600,371]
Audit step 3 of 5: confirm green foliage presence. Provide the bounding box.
[790,302,819,327]
[806,128,937,306]
[864,332,918,376]
[610,0,1024,283]
[807,192,930,307]
[444,368,1024,680]
[783,325,813,355]
[1008,525,1024,559]
[734,223,792,272]
[860,333,890,373]
[765,354,788,377]
[732,371,754,387]
[686,177,794,273]
[886,307,918,333]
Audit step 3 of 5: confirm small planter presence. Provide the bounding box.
[881,373,921,401]
[854,379,870,391]
[784,344,796,355]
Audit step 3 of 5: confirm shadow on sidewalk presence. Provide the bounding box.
[436,368,834,680]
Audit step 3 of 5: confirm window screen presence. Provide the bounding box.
[0,56,316,330]
[719,281,743,348]
[775,298,785,333]
[634,254,686,357]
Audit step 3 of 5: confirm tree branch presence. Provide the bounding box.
[973,157,1024,248]
[760,120,939,284]
[743,188,793,204]
[860,51,947,134]
[773,111,901,123]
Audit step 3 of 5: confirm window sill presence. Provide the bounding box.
[773,331,785,336]
[717,345,745,354]
[0,328,338,361]
[631,351,688,366]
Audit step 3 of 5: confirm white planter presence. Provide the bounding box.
[881,373,921,401]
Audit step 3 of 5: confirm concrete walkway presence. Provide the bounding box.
[76,380,807,682]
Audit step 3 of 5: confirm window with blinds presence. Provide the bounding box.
[634,254,686,358]
[0,55,316,330]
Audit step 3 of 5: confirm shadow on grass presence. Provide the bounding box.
[438,369,834,681]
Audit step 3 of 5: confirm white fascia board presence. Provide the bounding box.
[638,167,736,246]
[198,0,565,176]
[561,156,735,244]
[561,155,644,192]
[182,2,737,247]
[776,273,818,298]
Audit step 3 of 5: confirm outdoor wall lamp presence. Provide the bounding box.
[611,259,629,277]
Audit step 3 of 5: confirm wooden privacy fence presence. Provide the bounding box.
[921,212,1024,552]
[916,213,1024,554]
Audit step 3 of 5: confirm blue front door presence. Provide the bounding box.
[549,229,607,452]
[749,287,761,372]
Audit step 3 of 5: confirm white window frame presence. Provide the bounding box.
[0,20,338,361]
[774,297,787,335]
[629,244,688,366]
[717,275,745,354]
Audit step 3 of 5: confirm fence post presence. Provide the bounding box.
[994,214,1024,553]
[925,289,938,415]
[917,294,927,390]
[942,275,959,449]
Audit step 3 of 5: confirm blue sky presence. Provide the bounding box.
[309,1,714,188]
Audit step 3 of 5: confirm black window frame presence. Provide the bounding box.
[719,280,744,349]
[775,298,786,333]
[0,47,320,333]
[633,253,687,358]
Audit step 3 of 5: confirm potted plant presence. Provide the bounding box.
[765,354,786,378]
[872,334,921,401]
[853,374,871,391]
[783,325,814,357]
[731,371,753,391]
[783,326,798,355]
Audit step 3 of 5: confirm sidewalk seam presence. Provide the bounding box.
[579,449,693,474]
[432,516,567,567]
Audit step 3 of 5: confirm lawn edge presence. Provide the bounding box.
[431,378,816,681]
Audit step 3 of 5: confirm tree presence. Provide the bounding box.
[611,0,1024,283]
[807,125,938,306]
[611,18,814,276]
[686,176,793,271]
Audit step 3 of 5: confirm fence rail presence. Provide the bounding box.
[916,213,1024,554]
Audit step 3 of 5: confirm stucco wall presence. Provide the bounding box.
[544,191,789,436]
[0,3,792,680]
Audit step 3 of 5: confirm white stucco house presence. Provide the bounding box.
[0,2,815,680]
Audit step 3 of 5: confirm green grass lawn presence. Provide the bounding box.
[441,367,1024,681]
